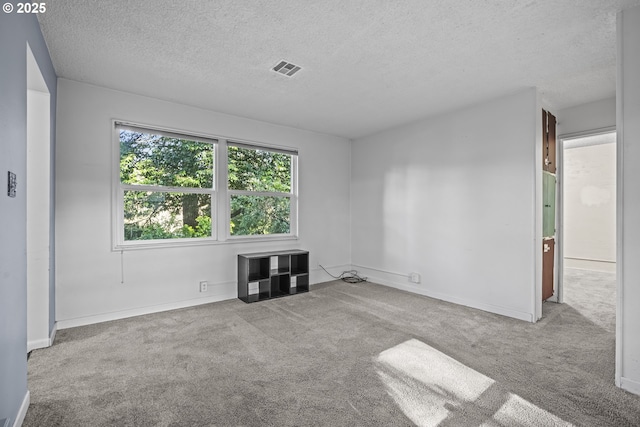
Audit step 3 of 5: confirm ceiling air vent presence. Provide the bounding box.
[272,60,302,77]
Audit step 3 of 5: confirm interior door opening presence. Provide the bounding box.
[26,43,52,352]
[557,130,616,324]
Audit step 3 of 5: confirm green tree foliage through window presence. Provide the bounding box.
[119,129,214,240]
[117,125,297,244]
[228,146,293,236]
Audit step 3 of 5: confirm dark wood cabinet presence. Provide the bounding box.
[543,110,557,174]
[543,238,555,301]
[237,250,309,303]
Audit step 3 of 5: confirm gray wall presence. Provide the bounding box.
[0,11,57,423]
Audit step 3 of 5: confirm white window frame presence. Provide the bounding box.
[112,121,218,250]
[112,121,299,250]
[225,140,298,241]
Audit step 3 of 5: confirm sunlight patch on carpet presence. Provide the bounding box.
[375,339,573,427]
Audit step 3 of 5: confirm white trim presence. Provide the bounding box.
[620,376,640,396]
[113,125,299,249]
[217,139,229,241]
[555,136,564,304]
[229,190,293,198]
[557,126,617,141]
[27,323,57,353]
[563,256,616,264]
[290,155,299,238]
[615,9,624,389]
[114,234,299,251]
[310,263,354,283]
[228,139,298,156]
[113,122,218,249]
[13,391,29,427]
[57,268,345,329]
[534,101,544,322]
[120,184,214,194]
[115,121,218,145]
[57,282,237,329]
[557,127,618,307]
[354,265,534,323]
[27,337,49,352]
[351,263,410,278]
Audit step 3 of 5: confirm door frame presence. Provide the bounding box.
[26,42,53,352]
[556,126,616,304]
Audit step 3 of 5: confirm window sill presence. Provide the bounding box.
[113,235,298,251]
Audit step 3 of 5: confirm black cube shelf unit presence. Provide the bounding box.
[237,250,310,303]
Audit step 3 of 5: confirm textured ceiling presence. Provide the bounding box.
[37,0,640,139]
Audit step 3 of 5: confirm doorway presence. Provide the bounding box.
[557,130,616,310]
[26,43,52,352]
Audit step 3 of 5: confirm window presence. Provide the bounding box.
[113,122,298,248]
[115,123,216,245]
[228,143,297,237]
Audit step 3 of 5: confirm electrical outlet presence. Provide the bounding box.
[410,273,421,284]
[199,281,208,292]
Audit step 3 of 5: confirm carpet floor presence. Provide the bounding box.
[24,268,640,426]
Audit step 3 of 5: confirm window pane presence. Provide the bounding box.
[124,190,212,240]
[228,146,291,192]
[120,130,213,188]
[230,195,290,236]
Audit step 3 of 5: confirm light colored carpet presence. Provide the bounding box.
[24,269,640,426]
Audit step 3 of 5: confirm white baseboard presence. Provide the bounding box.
[620,376,640,396]
[26,323,57,352]
[13,390,29,427]
[353,265,534,323]
[56,266,356,331]
[27,338,49,353]
[57,282,237,330]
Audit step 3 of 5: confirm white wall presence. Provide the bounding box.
[351,89,538,322]
[27,88,52,351]
[563,138,616,272]
[617,6,640,396]
[557,97,615,137]
[55,79,351,328]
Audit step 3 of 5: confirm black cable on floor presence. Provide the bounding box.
[319,264,367,283]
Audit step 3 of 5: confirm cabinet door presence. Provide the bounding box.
[542,110,557,173]
[547,113,557,173]
[543,238,555,301]
[543,171,556,238]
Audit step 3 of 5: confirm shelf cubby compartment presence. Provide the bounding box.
[270,274,291,298]
[290,253,309,276]
[294,274,309,293]
[248,257,270,282]
[270,255,290,275]
[289,274,309,295]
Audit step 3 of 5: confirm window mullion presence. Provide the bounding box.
[218,140,229,241]
[121,184,214,194]
[290,154,298,238]
[228,190,292,198]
